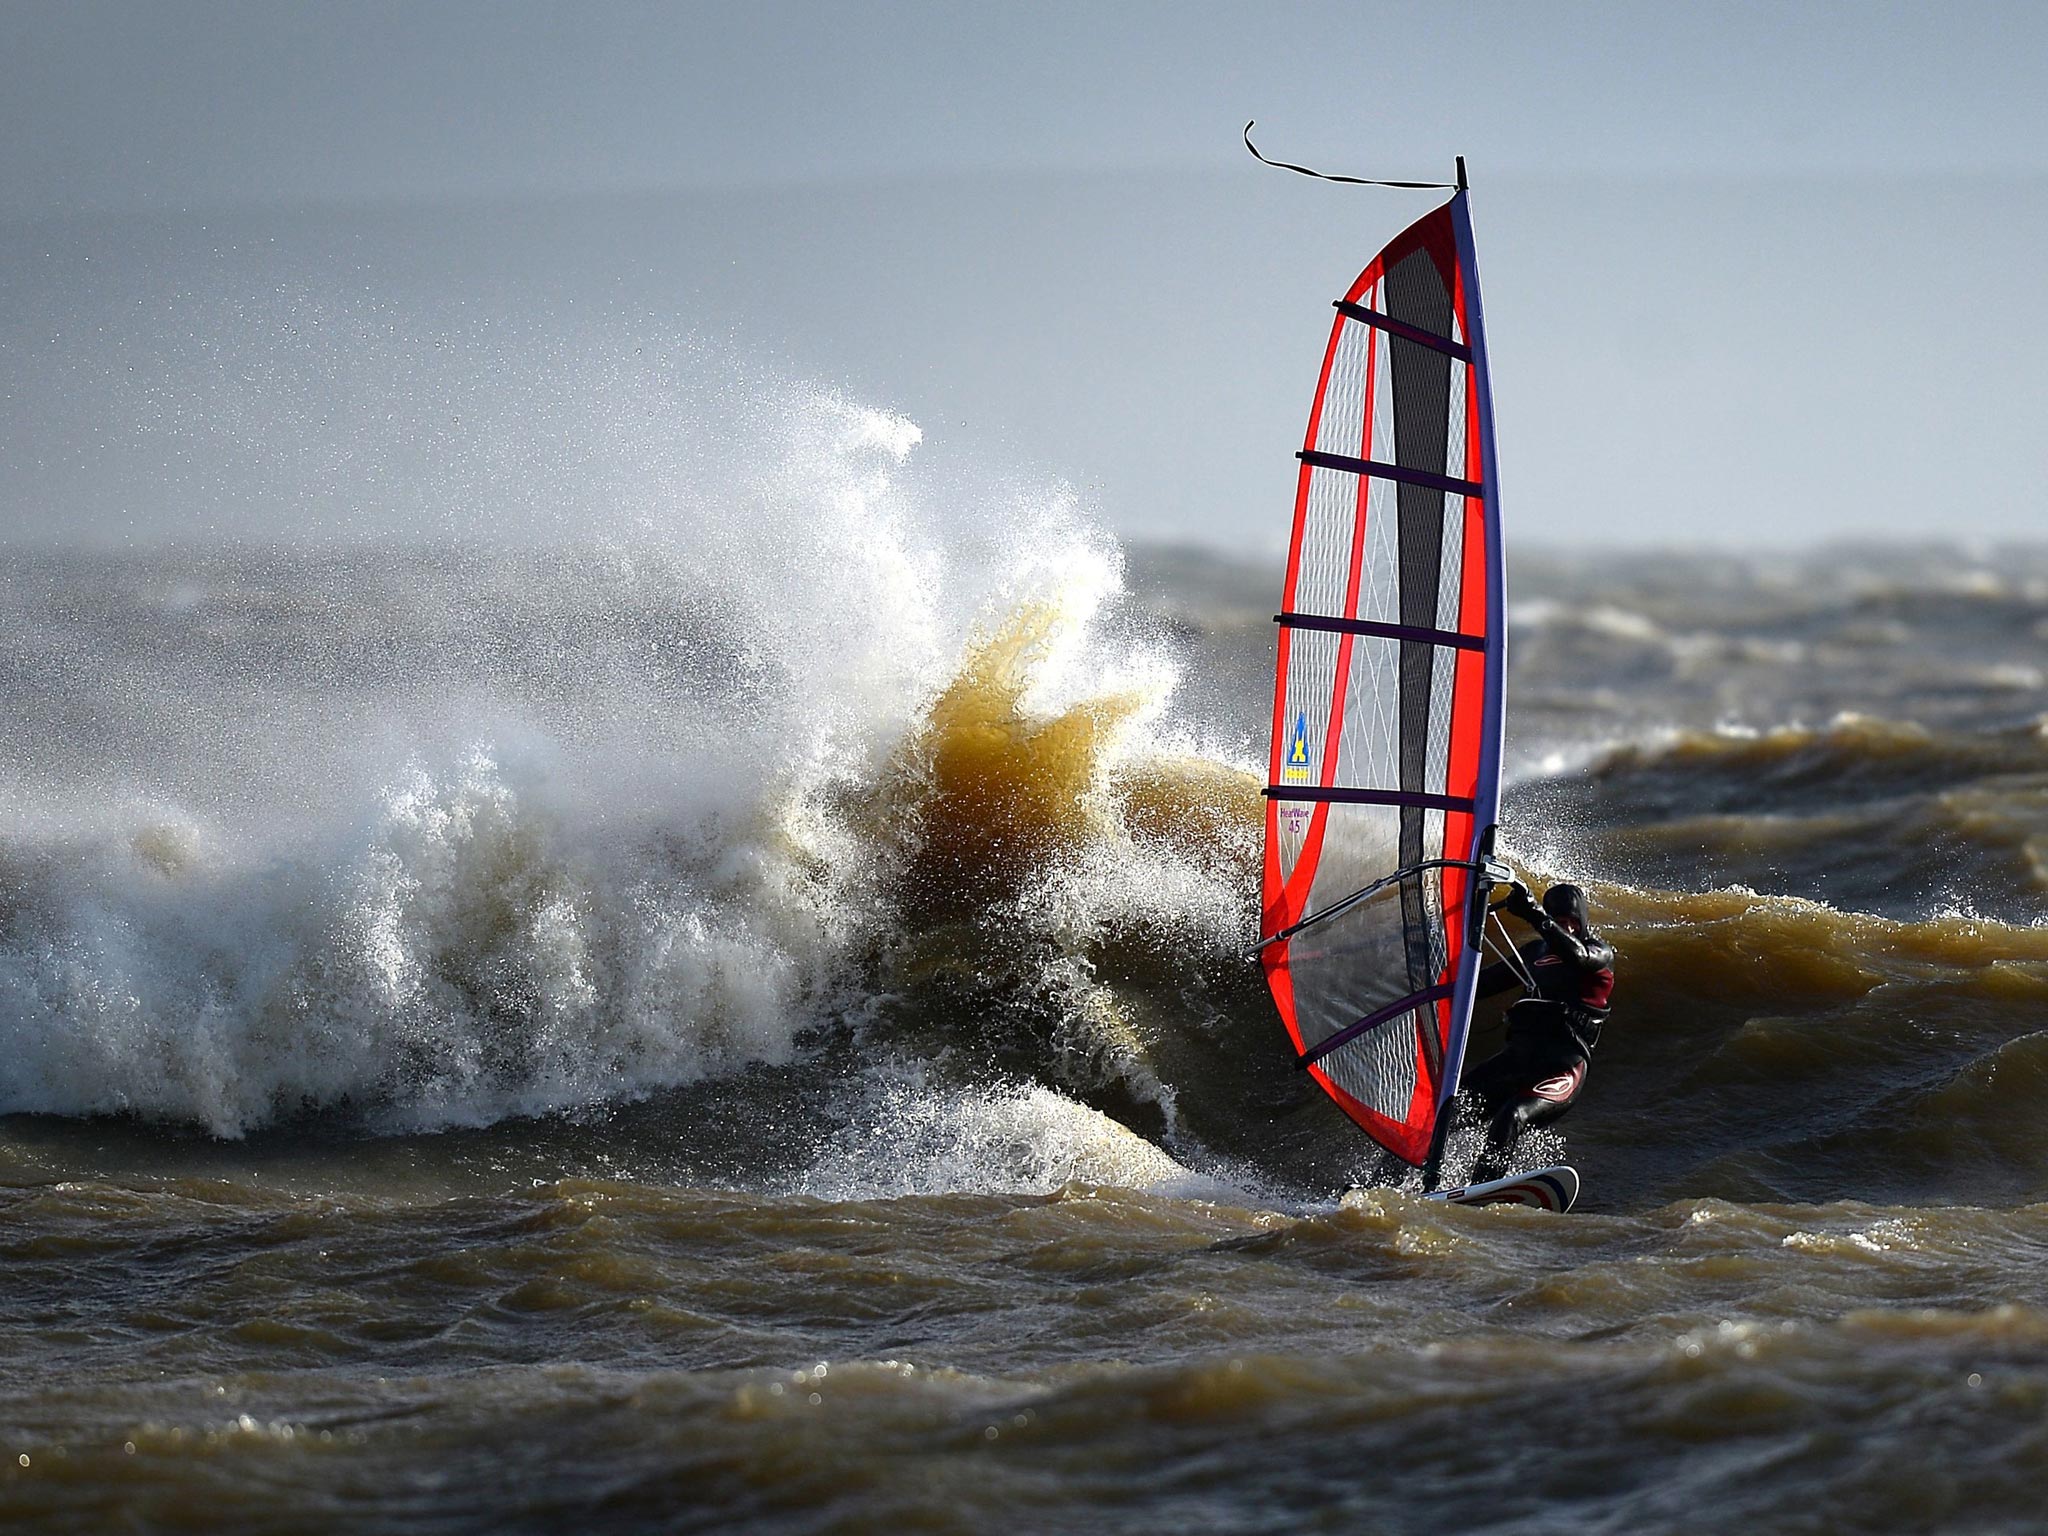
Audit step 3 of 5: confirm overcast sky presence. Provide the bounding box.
[4,1,2045,550]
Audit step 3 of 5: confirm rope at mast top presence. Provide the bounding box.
[1242,122,1461,190]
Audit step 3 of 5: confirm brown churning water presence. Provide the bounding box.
[2,533,2046,1534]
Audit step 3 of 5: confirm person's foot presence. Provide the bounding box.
[1471,1136,1515,1185]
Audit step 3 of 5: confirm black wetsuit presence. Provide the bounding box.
[1463,898,1615,1155]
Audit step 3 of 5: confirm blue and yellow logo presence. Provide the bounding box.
[1283,711,1313,783]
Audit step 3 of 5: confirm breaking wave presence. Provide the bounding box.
[0,380,1263,1156]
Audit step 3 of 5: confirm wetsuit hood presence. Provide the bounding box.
[1541,883,1590,935]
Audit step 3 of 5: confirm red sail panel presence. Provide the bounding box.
[1261,196,1505,1167]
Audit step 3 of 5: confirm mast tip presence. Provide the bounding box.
[1455,155,1468,190]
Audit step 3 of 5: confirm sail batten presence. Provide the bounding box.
[1275,612,1484,651]
[1260,191,1506,1167]
[1296,450,1486,501]
[1330,301,1472,359]
[1263,787,1474,812]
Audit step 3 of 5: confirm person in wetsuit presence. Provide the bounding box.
[1460,880,1615,1178]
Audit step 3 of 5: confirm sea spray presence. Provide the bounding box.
[794,1063,1193,1200]
[0,384,1270,1147]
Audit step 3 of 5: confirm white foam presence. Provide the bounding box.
[0,371,987,1135]
[0,746,825,1135]
[0,360,1258,1155]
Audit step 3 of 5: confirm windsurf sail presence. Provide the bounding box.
[1260,180,1506,1166]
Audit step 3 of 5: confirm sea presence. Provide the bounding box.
[3,396,2046,1533]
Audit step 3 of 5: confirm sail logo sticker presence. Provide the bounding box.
[1283,712,1313,782]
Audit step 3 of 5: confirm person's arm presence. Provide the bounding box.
[1510,893,1615,971]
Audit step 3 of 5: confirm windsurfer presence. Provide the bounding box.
[1454,881,1615,1180]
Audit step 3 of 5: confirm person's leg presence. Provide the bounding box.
[1473,1054,1588,1181]
[1461,1046,1523,1101]
[1440,1038,1533,1187]
[1471,1105,1520,1183]
[1520,1057,1588,1129]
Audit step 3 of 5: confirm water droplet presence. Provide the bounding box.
[1969,1372,1983,1387]
[807,1392,821,1406]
